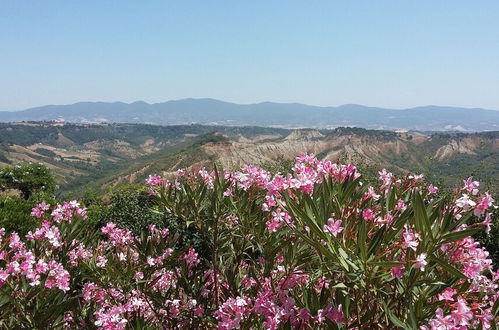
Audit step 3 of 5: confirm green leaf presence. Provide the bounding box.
[331,282,348,289]
[440,228,481,244]
[358,219,367,262]
[431,256,466,280]
[492,294,499,316]
[383,302,413,330]
[367,226,386,257]
[386,188,396,211]
[369,261,405,268]
[412,191,433,241]
[338,247,359,271]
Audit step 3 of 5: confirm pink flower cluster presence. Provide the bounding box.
[0,155,497,329]
[0,234,70,292]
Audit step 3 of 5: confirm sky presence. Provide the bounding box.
[1,1,499,111]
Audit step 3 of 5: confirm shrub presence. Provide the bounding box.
[0,192,57,235]
[0,155,497,329]
[0,163,56,199]
[95,184,163,233]
[94,184,206,254]
[34,148,58,158]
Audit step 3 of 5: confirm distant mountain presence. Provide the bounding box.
[1,99,498,131]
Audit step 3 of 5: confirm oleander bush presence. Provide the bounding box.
[0,154,497,329]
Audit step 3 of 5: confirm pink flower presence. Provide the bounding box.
[323,218,344,237]
[474,192,495,217]
[215,296,251,330]
[279,269,309,290]
[391,264,405,278]
[145,174,163,188]
[395,199,407,211]
[451,298,473,326]
[455,194,476,211]
[364,186,380,200]
[266,208,292,232]
[314,276,331,292]
[44,260,70,292]
[428,184,438,194]
[475,307,494,329]
[30,202,50,218]
[378,169,393,189]
[414,253,427,271]
[8,233,24,250]
[362,208,375,221]
[463,177,480,195]
[181,248,200,269]
[402,225,420,251]
[96,256,107,268]
[481,213,493,234]
[101,223,135,246]
[324,304,344,324]
[438,288,457,301]
[295,167,317,194]
[198,168,215,189]
[427,308,454,329]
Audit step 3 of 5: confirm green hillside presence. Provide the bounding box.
[1,123,498,197]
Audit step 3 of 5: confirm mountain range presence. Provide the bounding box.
[1,99,499,131]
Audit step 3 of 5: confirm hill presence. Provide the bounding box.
[0,123,498,196]
[1,99,499,131]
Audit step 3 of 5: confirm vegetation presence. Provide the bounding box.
[0,155,497,329]
[91,184,206,254]
[0,163,56,199]
[1,123,498,197]
[34,147,58,158]
[0,193,57,235]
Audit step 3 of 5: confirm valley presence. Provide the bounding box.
[1,122,497,196]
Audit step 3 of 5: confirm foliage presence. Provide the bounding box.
[2,123,499,199]
[93,184,206,254]
[260,158,295,176]
[0,155,497,329]
[0,192,57,235]
[34,147,58,158]
[328,126,398,138]
[0,163,56,199]
[94,185,162,233]
[0,151,10,164]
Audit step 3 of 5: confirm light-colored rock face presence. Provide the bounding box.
[435,140,475,160]
[199,132,499,177]
[433,136,499,161]
[285,130,325,141]
[202,131,411,171]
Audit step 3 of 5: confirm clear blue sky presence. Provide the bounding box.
[1,1,499,110]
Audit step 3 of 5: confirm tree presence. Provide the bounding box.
[0,163,56,199]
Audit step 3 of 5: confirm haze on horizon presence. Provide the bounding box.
[1,1,499,111]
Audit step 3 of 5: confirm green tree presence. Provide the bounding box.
[93,184,207,254]
[0,192,57,235]
[0,163,56,199]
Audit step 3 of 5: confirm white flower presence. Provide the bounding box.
[414,253,428,271]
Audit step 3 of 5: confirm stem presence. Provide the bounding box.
[212,213,220,308]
